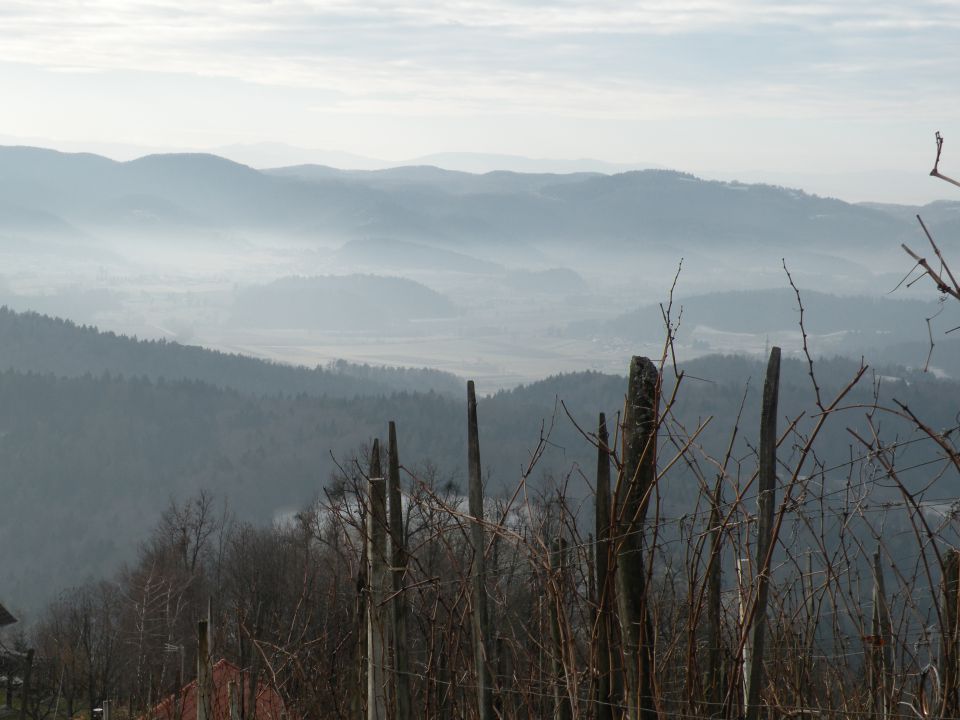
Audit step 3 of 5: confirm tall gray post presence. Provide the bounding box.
[595,412,614,720]
[388,422,412,720]
[367,440,389,720]
[745,346,780,720]
[467,381,494,720]
[616,357,659,720]
[197,619,212,720]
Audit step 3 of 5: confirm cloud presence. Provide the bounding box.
[1,0,958,180]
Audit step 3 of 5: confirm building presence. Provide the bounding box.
[0,602,15,628]
[141,659,288,720]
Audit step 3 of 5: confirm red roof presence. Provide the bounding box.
[142,659,288,720]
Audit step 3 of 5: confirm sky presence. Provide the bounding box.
[2,0,959,203]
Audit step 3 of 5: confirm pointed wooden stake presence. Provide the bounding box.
[595,412,615,720]
[367,439,389,720]
[467,380,494,720]
[745,346,780,720]
[388,422,412,720]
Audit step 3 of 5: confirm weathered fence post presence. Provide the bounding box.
[595,412,614,720]
[17,648,33,720]
[388,421,412,720]
[367,439,389,720]
[870,547,892,720]
[706,470,725,717]
[551,537,573,720]
[737,556,750,716]
[941,549,960,717]
[467,380,495,720]
[616,356,659,720]
[246,603,263,720]
[745,346,780,720]
[198,619,212,720]
[353,535,368,720]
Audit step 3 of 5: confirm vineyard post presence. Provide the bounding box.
[595,412,614,720]
[744,346,780,720]
[737,556,749,716]
[367,439,388,720]
[245,605,262,720]
[388,421,412,720]
[197,620,212,720]
[16,649,32,720]
[941,549,960,717]
[706,469,725,717]
[467,380,495,720]
[550,537,573,720]
[616,356,659,720]
[870,547,892,720]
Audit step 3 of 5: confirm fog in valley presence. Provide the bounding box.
[0,142,958,615]
[2,145,957,390]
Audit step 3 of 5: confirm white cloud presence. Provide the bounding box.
[0,0,957,192]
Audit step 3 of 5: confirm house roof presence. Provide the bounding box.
[140,659,288,720]
[0,602,16,627]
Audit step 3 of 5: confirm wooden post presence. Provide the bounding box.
[246,649,260,720]
[802,550,815,709]
[388,421,412,720]
[467,380,495,720]
[870,547,892,720]
[737,557,750,715]
[367,439,389,720]
[197,619,212,720]
[616,356,659,720]
[744,346,780,720]
[246,598,264,720]
[942,549,960,717]
[353,533,368,720]
[595,412,614,720]
[5,666,11,708]
[207,597,215,658]
[550,537,573,720]
[18,649,33,720]
[706,470,725,717]
[587,531,597,716]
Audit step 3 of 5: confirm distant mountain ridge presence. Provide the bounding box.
[0,145,941,255]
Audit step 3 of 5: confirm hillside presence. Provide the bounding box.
[572,287,960,375]
[0,307,462,396]
[230,274,459,332]
[2,340,956,614]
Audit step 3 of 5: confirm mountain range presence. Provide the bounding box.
[1,145,953,258]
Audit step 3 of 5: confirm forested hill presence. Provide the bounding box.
[0,307,461,396]
[0,146,937,250]
[3,351,959,614]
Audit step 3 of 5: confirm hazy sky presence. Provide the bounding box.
[2,1,959,201]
